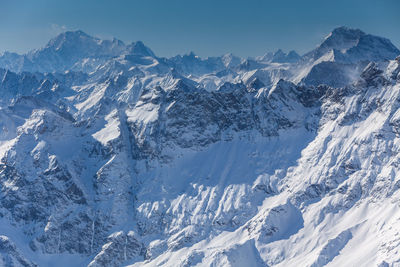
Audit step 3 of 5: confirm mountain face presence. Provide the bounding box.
[303,26,400,63]
[0,27,399,267]
[0,31,155,74]
[258,49,301,63]
[293,26,400,87]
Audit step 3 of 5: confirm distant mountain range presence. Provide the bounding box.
[0,27,399,266]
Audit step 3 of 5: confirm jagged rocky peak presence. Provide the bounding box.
[361,62,383,80]
[357,61,388,87]
[287,50,301,59]
[166,51,227,75]
[391,56,400,80]
[178,51,199,61]
[259,49,300,63]
[221,53,242,68]
[126,40,156,57]
[1,26,400,266]
[272,49,301,63]
[167,51,201,67]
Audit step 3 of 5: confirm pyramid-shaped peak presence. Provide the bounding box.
[320,26,365,51]
[127,41,155,57]
[287,50,300,57]
[187,51,198,57]
[303,26,399,64]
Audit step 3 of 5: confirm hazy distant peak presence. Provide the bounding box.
[303,26,400,63]
[320,26,365,52]
[127,41,155,57]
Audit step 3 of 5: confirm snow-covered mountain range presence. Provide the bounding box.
[0,26,399,266]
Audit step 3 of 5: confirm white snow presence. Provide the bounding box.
[0,26,399,267]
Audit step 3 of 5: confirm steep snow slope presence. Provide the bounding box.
[0,27,399,267]
[293,26,400,87]
[128,57,400,267]
[302,26,399,64]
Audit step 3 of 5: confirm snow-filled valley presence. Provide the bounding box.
[0,26,400,266]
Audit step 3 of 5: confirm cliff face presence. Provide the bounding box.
[0,28,399,266]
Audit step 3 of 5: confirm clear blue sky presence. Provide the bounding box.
[0,0,399,57]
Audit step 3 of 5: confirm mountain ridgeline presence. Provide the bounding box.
[0,27,399,266]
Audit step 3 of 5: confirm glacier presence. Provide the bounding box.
[0,26,399,266]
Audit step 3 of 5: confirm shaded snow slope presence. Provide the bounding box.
[0,28,399,267]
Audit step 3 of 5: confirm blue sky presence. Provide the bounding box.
[0,0,399,57]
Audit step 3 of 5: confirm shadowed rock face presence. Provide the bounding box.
[0,28,399,266]
[127,79,320,158]
[0,236,37,267]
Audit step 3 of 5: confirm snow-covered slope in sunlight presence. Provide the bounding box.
[0,27,399,267]
[293,26,400,87]
[0,31,155,74]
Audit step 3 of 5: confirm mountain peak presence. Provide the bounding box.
[271,49,300,63]
[127,41,155,57]
[274,49,284,55]
[54,30,92,40]
[321,26,365,52]
[46,30,96,50]
[331,26,364,36]
[64,30,90,37]
[303,26,399,63]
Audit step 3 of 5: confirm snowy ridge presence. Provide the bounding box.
[0,27,399,266]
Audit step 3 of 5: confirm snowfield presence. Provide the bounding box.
[0,26,399,266]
